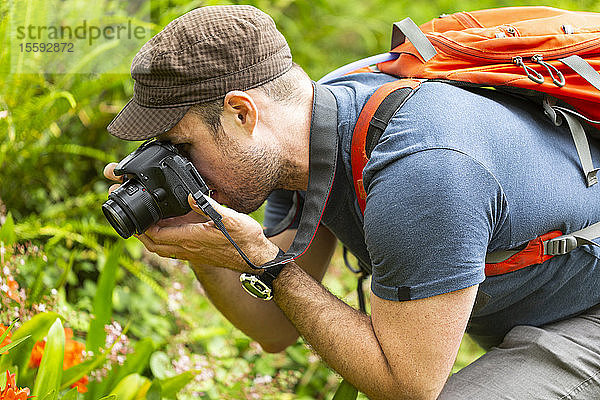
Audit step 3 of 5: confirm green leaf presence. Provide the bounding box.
[0,213,16,245]
[149,351,174,380]
[98,396,117,400]
[0,312,61,375]
[109,373,149,400]
[87,241,123,353]
[0,335,31,354]
[160,371,196,399]
[41,389,58,400]
[0,320,18,347]
[60,387,78,400]
[32,318,65,400]
[60,353,106,390]
[332,379,358,400]
[146,380,162,400]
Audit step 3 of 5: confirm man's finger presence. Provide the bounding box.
[144,223,210,246]
[137,233,187,258]
[108,184,121,195]
[103,162,123,182]
[156,212,209,227]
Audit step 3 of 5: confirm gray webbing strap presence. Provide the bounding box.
[559,55,600,92]
[391,18,437,62]
[486,222,600,264]
[545,222,600,256]
[484,248,523,264]
[555,109,599,187]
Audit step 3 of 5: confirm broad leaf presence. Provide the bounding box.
[332,379,358,400]
[146,380,161,400]
[0,213,16,245]
[32,319,65,400]
[60,387,78,400]
[160,371,196,399]
[60,354,106,390]
[0,312,61,375]
[109,373,149,400]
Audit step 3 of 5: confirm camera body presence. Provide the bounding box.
[102,140,210,239]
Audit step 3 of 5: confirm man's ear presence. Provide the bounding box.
[223,91,258,136]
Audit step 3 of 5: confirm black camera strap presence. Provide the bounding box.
[261,82,339,269]
[183,83,339,271]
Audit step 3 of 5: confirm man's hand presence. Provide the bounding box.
[103,163,279,273]
[139,195,279,272]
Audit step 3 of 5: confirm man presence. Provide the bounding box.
[104,5,600,399]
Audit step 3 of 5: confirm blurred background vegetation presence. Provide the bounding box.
[1,0,599,398]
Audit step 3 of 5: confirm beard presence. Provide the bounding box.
[214,137,293,214]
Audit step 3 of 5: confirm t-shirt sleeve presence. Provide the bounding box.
[263,189,304,237]
[363,148,508,301]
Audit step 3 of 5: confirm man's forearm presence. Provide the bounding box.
[189,226,337,352]
[272,262,403,399]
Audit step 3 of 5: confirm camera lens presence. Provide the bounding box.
[102,179,161,239]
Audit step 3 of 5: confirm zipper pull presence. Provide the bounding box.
[532,54,565,87]
[513,56,545,84]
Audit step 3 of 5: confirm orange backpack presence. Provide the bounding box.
[319,6,600,276]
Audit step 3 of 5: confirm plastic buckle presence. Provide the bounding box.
[545,235,578,256]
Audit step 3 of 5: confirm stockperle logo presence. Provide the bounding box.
[8,0,151,74]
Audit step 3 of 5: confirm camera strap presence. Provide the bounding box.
[261,82,339,269]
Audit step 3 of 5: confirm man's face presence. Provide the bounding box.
[160,111,283,214]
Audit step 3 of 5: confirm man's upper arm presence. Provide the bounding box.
[371,284,479,398]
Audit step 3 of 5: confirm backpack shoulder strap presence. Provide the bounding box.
[351,78,422,213]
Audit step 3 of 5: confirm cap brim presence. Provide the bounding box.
[107,99,191,141]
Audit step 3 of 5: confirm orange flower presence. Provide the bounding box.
[5,278,20,303]
[29,328,89,393]
[0,370,30,400]
[28,341,44,368]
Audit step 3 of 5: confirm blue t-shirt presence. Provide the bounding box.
[264,73,600,344]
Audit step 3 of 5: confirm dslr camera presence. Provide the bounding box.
[102,140,211,239]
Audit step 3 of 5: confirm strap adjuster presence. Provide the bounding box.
[544,235,578,256]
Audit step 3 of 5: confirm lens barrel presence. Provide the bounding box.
[102,179,161,239]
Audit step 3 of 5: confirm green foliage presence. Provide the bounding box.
[3,0,593,398]
[86,242,123,353]
[33,318,65,400]
[332,379,358,400]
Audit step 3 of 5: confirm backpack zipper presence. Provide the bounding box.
[531,54,566,87]
[424,35,600,85]
[427,34,600,62]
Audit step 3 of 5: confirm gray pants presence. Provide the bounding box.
[439,304,600,399]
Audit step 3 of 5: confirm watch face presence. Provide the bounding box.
[240,273,273,300]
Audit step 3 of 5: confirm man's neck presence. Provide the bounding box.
[275,83,314,192]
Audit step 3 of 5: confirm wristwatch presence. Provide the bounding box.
[239,249,287,301]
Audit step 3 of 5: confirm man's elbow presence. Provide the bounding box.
[258,336,298,353]
[365,374,444,400]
